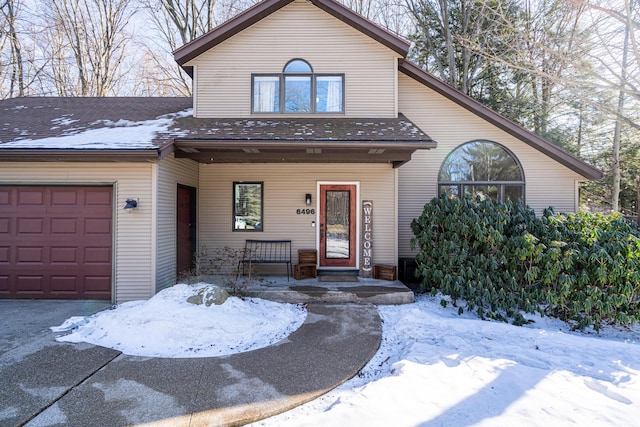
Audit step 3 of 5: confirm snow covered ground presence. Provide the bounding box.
[52,284,640,426]
[51,283,307,358]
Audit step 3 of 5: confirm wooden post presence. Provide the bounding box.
[360,200,373,277]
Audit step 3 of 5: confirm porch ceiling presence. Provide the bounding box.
[174,140,435,167]
[171,114,437,168]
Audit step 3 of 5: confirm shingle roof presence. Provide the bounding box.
[170,114,433,142]
[0,97,435,166]
[0,97,193,162]
[0,97,192,147]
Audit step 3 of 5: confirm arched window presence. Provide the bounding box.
[283,59,313,112]
[252,59,344,114]
[438,141,525,202]
[284,59,312,73]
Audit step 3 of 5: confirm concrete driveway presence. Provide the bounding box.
[0,299,382,427]
[0,300,116,426]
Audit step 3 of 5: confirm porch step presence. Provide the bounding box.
[241,277,414,305]
[317,269,359,277]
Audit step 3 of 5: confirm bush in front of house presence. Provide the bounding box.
[410,196,640,330]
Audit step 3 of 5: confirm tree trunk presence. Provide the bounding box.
[612,4,631,212]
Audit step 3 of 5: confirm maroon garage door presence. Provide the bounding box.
[0,186,113,300]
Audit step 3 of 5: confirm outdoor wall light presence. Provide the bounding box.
[124,198,138,210]
[305,193,312,205]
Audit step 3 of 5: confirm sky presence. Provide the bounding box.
[52,283,640,426]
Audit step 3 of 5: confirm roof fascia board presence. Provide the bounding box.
[173,0,296,67]
[0,149,160,162]
[308,0,410,56]
[173,0,410,74]
[399,61,603,180]
[174,139,436,149]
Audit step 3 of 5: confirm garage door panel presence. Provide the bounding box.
[16,275,45,293]
[85,247,111,264]
[17,218,44,234]
[0,218,9,234]
[85,217,111,234]
[84,276,111,293]
[1,185,112,300]
[51,189,79,205]
[85,188,112,206]
[50,247,78,264]
[17,188,45,205]
[0,247,9,263]
[50,276,78,293]
[16,246,44,264]
[51,218,78,234]
[0,189,10,205]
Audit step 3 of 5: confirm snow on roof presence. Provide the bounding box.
[1,109,192,150]
[0,97,193,150]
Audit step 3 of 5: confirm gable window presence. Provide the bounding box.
[233,182,263,231]
[252,59,344,114]
[438,141,525,203]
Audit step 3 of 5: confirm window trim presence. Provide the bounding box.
[232,181,264,232]
[438,140,526,203]
[251,59,345,114]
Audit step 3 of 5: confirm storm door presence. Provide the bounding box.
[319,184,357,267]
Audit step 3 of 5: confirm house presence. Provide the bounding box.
[0,0,601,303]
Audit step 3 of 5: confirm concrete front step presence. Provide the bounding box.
[238,277,415,305]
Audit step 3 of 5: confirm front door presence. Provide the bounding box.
[177,185,196,276]
[319,184,357,267]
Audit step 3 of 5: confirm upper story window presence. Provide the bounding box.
[438,140,525,203]
[252,59,344,114]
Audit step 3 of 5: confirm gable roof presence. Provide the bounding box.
[0,97,192,162]
[173,0,410,77]
[173,0,601,180]
[399,61,603,180]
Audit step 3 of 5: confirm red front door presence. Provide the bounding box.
[177,185,196,275]
[319,184,357,268]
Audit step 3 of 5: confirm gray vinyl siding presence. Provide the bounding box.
[198,163,398,269]
[156,155,199,292]
[397,73,584,257]
[186,0,400,118]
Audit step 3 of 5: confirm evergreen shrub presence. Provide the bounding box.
[410,196,640,330]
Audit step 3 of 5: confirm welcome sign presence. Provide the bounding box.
[360,200,373,277]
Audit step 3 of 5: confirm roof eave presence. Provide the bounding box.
[399,61,603,181]
[173,0,297,68]
[308,0,410,56]
[0,149,161,163]
[174,139,436,150]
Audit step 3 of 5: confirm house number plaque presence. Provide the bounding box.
[296,208,315,215]
[360,200,373,278]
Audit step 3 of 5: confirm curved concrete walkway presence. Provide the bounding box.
[2,302,381,427]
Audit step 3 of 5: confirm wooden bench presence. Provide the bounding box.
[238,239,293,281]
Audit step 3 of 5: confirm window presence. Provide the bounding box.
[438,141,525,203]
[252,59,344,114]
[233,182,263,231]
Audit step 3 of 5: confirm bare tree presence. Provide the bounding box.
[404,0,502,95]
[41,0,134,96]
[140,0,257,95]
[1,0,25,98]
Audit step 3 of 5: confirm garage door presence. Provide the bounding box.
[0,186,113,300]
